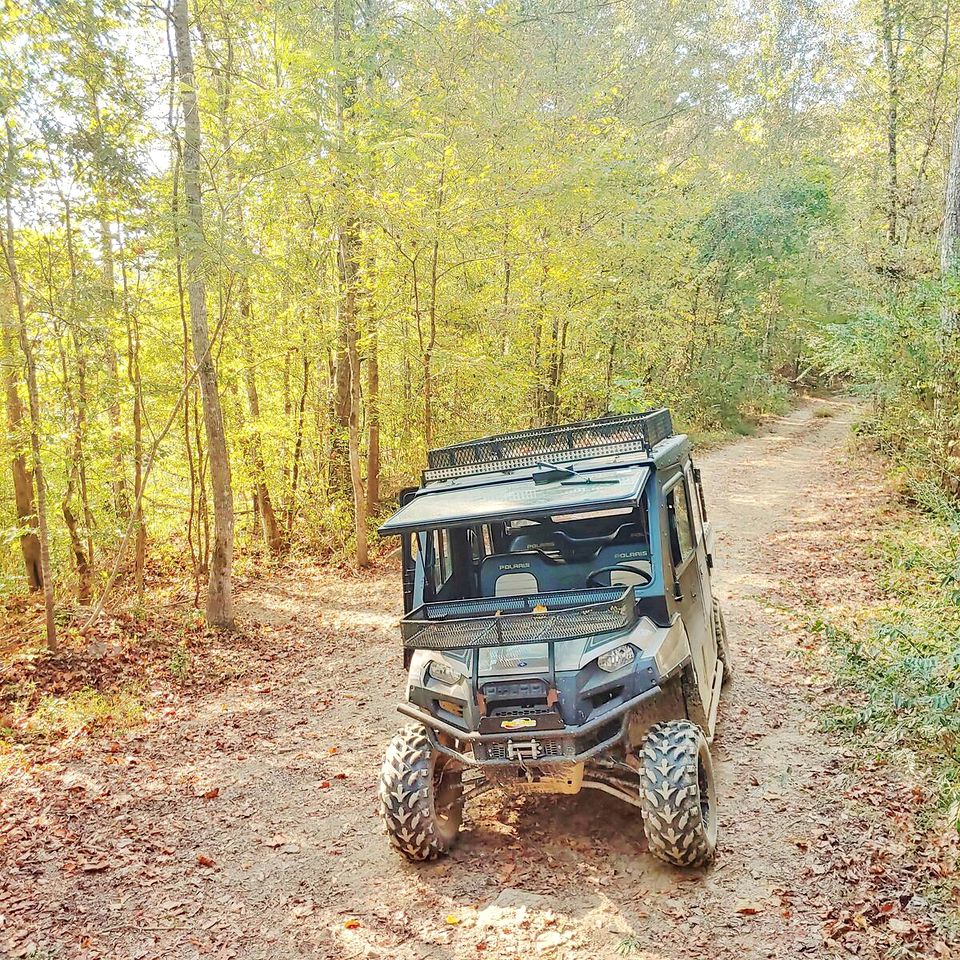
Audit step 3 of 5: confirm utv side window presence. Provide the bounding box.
[429,529,454,595]
[685,465,705,541]
[667,482,696,566]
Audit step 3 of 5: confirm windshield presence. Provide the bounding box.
[418,502,653,604]
[379,465,651,534]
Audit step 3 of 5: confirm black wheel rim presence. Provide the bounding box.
[432,755,461,838]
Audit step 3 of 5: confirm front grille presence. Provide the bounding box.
[482,679,548,701]
[402,587,637,651]
[483,738,570,762]
[488,704,554,718]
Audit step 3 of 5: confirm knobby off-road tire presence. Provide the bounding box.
[379,724,464,862]
[639,719,718,867]
[714,598,733,685]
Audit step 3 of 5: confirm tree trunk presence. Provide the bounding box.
[99,214,128,518]
[348,314,367,567]
[61,195,95,599]
[241,297,283,555]
[172,0,235,627]
[57,331,92,604]
[172,155,200,592]
[287,351,309,538]
[365,310,380,514]
[882,0,901,245]
[941,92,960,333]
[0,285,40,591]
[333,0,368,567]
[2,123,56,650]
[121,245,146,600]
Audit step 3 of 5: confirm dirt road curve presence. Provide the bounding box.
[4,402,895,959]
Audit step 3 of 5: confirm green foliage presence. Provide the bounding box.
[0,0,855,586]
[168,642,192,684]
[816,512,960,816]
[26,687,144,738]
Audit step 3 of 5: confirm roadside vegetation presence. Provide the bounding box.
[812,471,960,822]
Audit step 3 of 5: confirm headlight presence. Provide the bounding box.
[597,644,635,673]
[428,659,465,686]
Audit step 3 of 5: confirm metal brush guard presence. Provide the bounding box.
[401,586,638,651]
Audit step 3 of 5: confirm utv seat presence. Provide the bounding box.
[480,552,565,596]
[480,541,655,597]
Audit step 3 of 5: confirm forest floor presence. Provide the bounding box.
[2,400,958,960]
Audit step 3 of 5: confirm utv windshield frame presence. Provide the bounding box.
[401,476,665,616]
[378,464,652,535]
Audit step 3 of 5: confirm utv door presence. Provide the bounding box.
[686,462,716,631]
[665,473,717,720]
[398,486,419,614]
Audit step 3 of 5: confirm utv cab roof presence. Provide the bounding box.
[379,409,677,536]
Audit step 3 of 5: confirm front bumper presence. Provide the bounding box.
[398,685,660,766]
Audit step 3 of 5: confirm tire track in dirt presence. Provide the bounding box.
[2,400,888,960]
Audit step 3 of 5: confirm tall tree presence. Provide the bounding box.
[1,124,56,650]
[0,285,40,591]
[171,0,235,625]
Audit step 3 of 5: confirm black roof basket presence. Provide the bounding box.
[424,408,673,482]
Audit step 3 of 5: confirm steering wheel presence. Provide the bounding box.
[586,564,654,588]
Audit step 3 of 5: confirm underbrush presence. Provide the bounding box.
[25,686,145,738]
[812,486,960,822]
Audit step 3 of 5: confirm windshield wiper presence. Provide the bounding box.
[532,461,618,486]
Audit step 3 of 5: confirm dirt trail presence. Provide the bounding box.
[3,401,895,960]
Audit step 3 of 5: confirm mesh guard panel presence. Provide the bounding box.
[424,409,672,481]
[401,586,637,651]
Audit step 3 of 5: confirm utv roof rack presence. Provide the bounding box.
[424,408,673,482]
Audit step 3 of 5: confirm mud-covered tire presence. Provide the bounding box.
[714,598,733,685]
[639,719,718,867]
[379,724,463,862]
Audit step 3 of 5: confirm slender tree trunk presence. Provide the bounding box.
[120,246,146,600]
[332,312,351,493]
[934,85,960,474]
[172,155,199,592]
[940,93,960,332]
[333,0,368,566]
[365,310,380,514]
[172,0,235,626]
[60,196,95,598]
[241,296,282,554]
[2,124,56,650]
[348,318,367,567]
[287,352,309,538]
[882,0,901,245]
[98,214,128,518]
[57,333,92,603]
[1,286,40,590]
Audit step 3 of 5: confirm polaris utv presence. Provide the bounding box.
[377,409,731,867]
